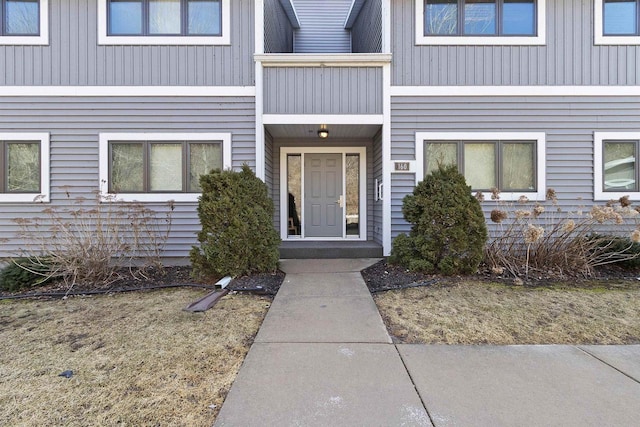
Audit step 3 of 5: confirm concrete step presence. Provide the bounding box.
[279,241,383,259]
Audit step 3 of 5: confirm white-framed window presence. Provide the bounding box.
[98,0,230,45]
[0,0,48,45]
[416,0,546,45]
[99,133,232,202]
[595,0,640,45]
[416,132,546,201]
[0,132,50,203]
[594,132,640,200]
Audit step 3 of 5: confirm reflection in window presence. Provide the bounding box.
[425,142,457,175]
[3,0,39,35]
[4,142,40,192]
[425,0,457,35]
[287,155,301,236]
[346,154,359,236]
[604,141,637,191]
[464,0,496,35]
[604,0,638,35]
[464,143,496,190]
[150,143,182,191]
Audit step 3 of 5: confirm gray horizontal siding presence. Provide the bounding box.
[390,95,640,237]
[0,0,254,86]
[265,0,294,53]
[292,0,352,53]
[352,0,382,53]
[372,129,383,244]
[270,138,374,240]
[392,0,640,86]
[264,67,383,114]
[0,96,255,259]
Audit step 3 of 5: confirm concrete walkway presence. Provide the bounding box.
[215,259,640,426]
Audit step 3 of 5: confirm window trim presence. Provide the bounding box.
[595,0,640,45]
[416,131,546,201]
[0,0,48,45]
[415,0,546,45]
[98,0,230,45]
[99,132,232,202]
[594,132,640,200]
[0,132,50,203]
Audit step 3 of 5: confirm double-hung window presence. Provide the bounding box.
[416,132,546,200]
[98,0,230,45]
[595,0,640,44]
[416,0,546,45]
[0,133,50,202]
[99,133,231,202]
[594,132,640,200]
[0,0,48,45]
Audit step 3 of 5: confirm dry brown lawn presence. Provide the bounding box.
[0,289,270,426]
[374,281,640,345]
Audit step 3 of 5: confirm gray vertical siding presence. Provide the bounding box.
[390,95,640,237]
[271,139,375,240]
[265,130,275,201]
[0,96,255,259]
[372,129,383,244]
[392,0,640,86]
[352,0,382,53]
[292,0,352,53]
[265,0,294,53]
[263,67,383,114]
[0,0,254,86]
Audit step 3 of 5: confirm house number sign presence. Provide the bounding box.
[394,161,411,172]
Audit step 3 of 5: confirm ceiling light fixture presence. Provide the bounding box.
[317,125,329,139]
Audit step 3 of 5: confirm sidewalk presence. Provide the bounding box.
[214,259,640,426]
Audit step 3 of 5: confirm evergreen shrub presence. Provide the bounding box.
[389,164,487,275]
[190,165,281,279]
[0,258,53,292]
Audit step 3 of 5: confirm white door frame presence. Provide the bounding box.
[280,146,367,241]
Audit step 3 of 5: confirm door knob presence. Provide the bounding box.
[336,195,344,208]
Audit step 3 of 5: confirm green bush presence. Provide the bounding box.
[190,165,281,279]
[0,258,53,292]
[389,164,487,275]
[588,234,640,270]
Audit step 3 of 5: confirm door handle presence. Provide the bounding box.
[336,195,344,208]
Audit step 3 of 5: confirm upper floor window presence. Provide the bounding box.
[594,132,640,200]
[0,0,48,45]
[416,0,546,45]
[416,132,546,201]
[98,0,230,45]
[0,133,50,203]
[596,0,640,44]
[99,133,232,202]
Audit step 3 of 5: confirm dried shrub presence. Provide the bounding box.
[190,165,281,280]
[484,189,640,279]
[389,165,487,275]
[12,190,173,288]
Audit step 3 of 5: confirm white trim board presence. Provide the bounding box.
[0,132,50,203]
[99,132,232,203]
[263,114,384,125]
[0,86,255,97]
[415,131,547,202]
[279,146,367,242]
[415,0,546,46]
[255,53,392,67]
[594,0,640,45]
[0,0,48,45]
[97,0,230,45]
[594,132,640,201]
[390,86,640,97]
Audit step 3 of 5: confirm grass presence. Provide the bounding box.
[374,281,640,345]
[0,289,271,426]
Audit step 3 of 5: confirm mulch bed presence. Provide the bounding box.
[227,270,286,295]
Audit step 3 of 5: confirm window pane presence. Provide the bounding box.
[425,0,458,35]
[425,142,457,176]
[346,154,359,236]
[503,0,535,35]
[109,0,143,35]
[604,141,636,191]
[111,143,144,192]
[287,155,301,236]
[464,0,496,35]
[502,142,535,190]
[604,0,637,35]
[6,142,39,192]
[150,143,182,191]
[188,0,221,35]
[189,142,221,192]
[5,0,39,35]
[149,0,181,34]
[464,142,495,189]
